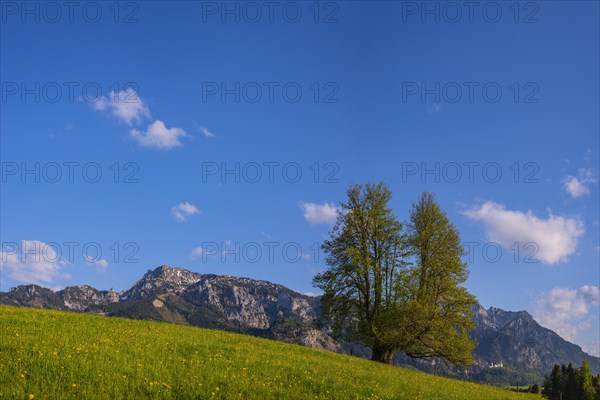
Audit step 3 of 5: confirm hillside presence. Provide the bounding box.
[1,265,598,385]
[0,305,540,399]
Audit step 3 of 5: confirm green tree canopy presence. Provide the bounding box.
[314,183,477,366]
[580,360,596,400]
[402,192,477,364]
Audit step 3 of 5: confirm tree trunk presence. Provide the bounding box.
[371,345,395,364]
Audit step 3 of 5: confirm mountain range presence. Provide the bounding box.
[1,264,597,384]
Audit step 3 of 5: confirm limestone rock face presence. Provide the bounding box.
[183,275,319,331]
[61,285,119,311]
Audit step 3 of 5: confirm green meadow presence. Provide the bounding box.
[0,305,540,399]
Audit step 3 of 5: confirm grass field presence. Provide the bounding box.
[0,305,541,399]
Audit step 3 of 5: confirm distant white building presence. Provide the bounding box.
[489,361,504,368]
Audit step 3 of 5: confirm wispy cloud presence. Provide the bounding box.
[85,256,109,272]
[533,285,600,342]
[199,126,216,138]
[193,121,216,138]
[90,89,151,126]
[300,202,339,225]
[463,201,584,264]
[130,120,187,149]
[171,202,200,222]
[190,246,204,260]
[426,103,442,114]
[582,341,600,357]
[303,291,321,297]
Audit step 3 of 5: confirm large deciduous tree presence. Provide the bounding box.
[314,182,408,363]
[313,183,477,366]
[402,192,477,365]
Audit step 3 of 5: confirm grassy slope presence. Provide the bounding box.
[0,305,540,400]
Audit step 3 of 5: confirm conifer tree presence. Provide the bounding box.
[579,360,595,400]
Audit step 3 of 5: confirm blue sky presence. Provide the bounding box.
[1,1,599,355]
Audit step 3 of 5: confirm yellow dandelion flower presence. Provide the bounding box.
[72,384,77,388]
[29,395,34,399]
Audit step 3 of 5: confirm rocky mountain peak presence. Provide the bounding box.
[471,304,488,317]
[3,284,63,309]
[472,305,534,330]
[121,265,202,300]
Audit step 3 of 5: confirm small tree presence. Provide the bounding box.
[550,364,564,400]
[542,374,552,397]
[579,360,595,400]
[564,363,579,400]
[531,384,540,394]
[593,374,600,400]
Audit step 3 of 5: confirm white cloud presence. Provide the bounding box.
[221,240,238,257]
[91,89,151,126]
[90,89,189,150]
[303,291,321,297]
[193,121,216,138]
[582,341,600,357]
[85,256,108,272]
[564,168,597,198]
[199,126,215,138]
[463,201,584,264]
[533,285,600,342]
[190,247,204,260]
[565,177,589,198]
[171,202,200,222]
[130,120,187,149]
[0,240,69,285]
[300,202,339,225]
[579,285,600,304]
